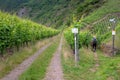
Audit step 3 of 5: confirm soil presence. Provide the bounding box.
[43,37,64,80]
[1,43,51,80]
[90,52,99,72]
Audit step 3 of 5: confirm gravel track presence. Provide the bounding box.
[1,43,51,80]
[43,37,64,80]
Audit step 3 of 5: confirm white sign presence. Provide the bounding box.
[112,30,116,35]
[109,18,115,23]
[72,28,78,33]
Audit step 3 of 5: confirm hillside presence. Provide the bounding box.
[62,0,120,80]
[0,11,58,55]
[0,0,120,80]
[64,0,120,55]
[0,0,104,28]
[0,0,29,12]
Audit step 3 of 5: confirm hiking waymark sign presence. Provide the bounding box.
[72,28,79,66]
[72,28,78,34]
[112,30,116,35]
[109,18,116,56]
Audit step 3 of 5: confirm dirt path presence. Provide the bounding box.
[1,43,51,80]
[90,52,99,72]
[43,37,64,80]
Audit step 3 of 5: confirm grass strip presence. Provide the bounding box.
[62,38,96,80]
[62,38,120,80]
[94,51,120,80]
[0,36,58,78]
[19,37,60,80]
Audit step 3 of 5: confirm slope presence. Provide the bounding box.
[64,0,120,54]
[0,11,58,55]
[0,0,29,12]
[0,0,104,28]
[62,38,120,80]
[62,1,120,79]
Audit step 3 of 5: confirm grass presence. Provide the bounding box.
[63,0,120,79]
[115,24,120,49]
[80,0,120,49]
[62,37,120,80]
[93,51,120,80]
[62,37,94,80]
[19,36,60,80]
[83,0,120,23]
[0,35,58,79]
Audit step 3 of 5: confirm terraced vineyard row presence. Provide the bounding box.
[64,12,120,51]
[91,13,120,42]
[64,26,92,50]
[0,11,59,55]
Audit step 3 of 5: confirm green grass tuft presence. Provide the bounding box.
[0,36,58,79]
[19,37,60,80]
[62,39,120,80]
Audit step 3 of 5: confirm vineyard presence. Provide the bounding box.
[64,15,120,57]
[64,0,120,52]
[62,0,120,79]
[0,0,120,80]
[0,11,59,55]
[64,27,92,50]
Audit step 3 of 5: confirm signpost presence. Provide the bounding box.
[109,18,116,56]
[112,30,116,35]
[72,28,79,66]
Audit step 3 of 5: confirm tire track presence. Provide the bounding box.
[43,37,64,80]
[1,43,51,80]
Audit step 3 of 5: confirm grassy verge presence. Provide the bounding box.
[94,51,120,80]
[62,38,94,80]
[19,36,60,80]
[62,38,120,80]
[0,35,58,79]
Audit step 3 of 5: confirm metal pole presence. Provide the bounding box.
[110,18,116,56]
[112,35,115,55]
[76,33,79,61]
[74,33,79,66]
[112,21,115,56]
[72,28,79,66]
